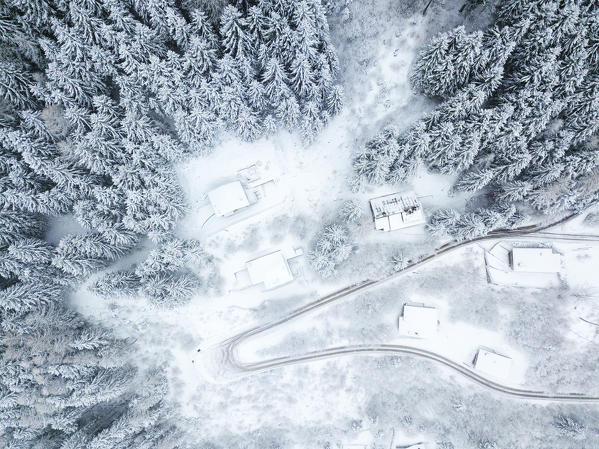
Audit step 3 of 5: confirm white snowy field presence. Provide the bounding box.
[237,234,599,391]
[66,1,599,448]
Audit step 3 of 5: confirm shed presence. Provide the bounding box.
[370,192,425,232]
[207,181,250,217]
[246,250,294,290]
[473,348,512,379]
[399,303,439,338]
[510,247,560,273]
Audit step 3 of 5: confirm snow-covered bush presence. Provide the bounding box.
[583,212,599,226]
[309,223,353,278]
[554,415,586,439]
[476,439,498,449]
[391,251,409,272]
[436,442,455,449]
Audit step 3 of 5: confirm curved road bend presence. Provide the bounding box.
[229,344,599,403]
[210,211,599,402]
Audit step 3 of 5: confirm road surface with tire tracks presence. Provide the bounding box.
[207,212,599,402]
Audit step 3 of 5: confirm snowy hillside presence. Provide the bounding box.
[2,0,599,448]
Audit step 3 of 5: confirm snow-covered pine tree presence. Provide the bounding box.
[309,223,353,278]
[340,199,363,224]
[410,26,484,99]
[220,5,251,58]
[352,127,399,185]
[52,232,134,277]
[0,61,36,109]
[91,237,218,306]
[427,205,520,241]
[90,270,141,298]
[426,208,461,237]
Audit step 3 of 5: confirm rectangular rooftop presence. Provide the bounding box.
[370,192,425,232]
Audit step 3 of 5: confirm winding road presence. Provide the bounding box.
[207,212,599,403]
[233,345,599,402]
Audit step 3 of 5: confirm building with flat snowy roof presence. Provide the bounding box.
[398,303,439,338]
[370,192,425,232]
[241,250,294,290]
[207,181,250,217]
[473,348,512,379]
[510,247,560,273]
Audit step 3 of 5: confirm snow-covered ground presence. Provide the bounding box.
[67,1,599,448]
[235,240,599,389]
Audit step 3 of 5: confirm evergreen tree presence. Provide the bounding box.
[309,223,353,278]
[326,84,343,116]
[427,205,521,241]
[0,210,45,247]
[90,270,141,297]
[220,5,250,58]
[410,26,484,99]
[340,199,363,224]
[0,61,36,109]
[91,237,219,307]
[0,299,146,448]
[52,233,134,277]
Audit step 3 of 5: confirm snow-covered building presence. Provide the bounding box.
[473,348,512,379]
[207,181,250,217]
[398,303,439,338]
[369,192,425,232]
[509,247,561,273]
[485,242,562,288]
[234,250,295,290]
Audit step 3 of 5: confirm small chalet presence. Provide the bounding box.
[369,192,425,232]
[473,348,512,379]
[235,250,294,290]
[207,181,250,217]
[398,303,439,338]
[509,247,560,273]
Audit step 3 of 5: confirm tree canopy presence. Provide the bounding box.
[354,0,599,221]
[0,0,341,446]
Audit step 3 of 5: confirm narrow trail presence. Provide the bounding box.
[207,211,599,403]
